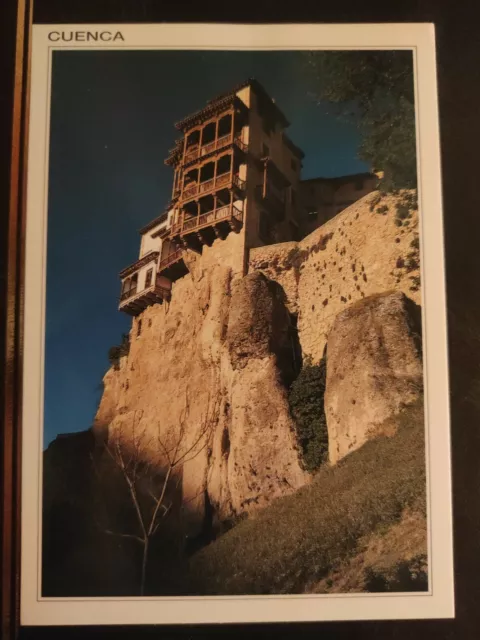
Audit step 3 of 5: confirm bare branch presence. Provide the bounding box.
[146,466,173,537]
[103,528,144,545]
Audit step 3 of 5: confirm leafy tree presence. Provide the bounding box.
[304,51,416,191]
[288,357,328,472]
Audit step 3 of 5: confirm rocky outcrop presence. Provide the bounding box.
[324,291,423,464]
[94,191,422,534]
[220,273,309,514]
[250,191,421,362]
[94,236,307,533]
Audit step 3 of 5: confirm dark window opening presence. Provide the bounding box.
[184,167,199,186]
[201,122,216,146]
[200,162,215,182]
[137,319,142,337]
[217,154,232,177]
[130,273,138,296]
[145,268,153,288]
[186,129,200,148]
[218,114,232,138]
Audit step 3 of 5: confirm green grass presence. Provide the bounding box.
[186,400,426,595]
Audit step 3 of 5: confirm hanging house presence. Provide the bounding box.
[118,78,377,316]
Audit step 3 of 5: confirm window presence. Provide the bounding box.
[129,273,138,296]
[137,319,142,337]
[262,143,270,158]
[291,158,297,172]
[121,279,129,297]
[145,268,153,288]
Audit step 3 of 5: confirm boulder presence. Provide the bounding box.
[324,291,423,464]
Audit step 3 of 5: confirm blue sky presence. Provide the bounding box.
[44,50,369,446]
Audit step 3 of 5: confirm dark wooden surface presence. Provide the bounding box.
[2,0,480,638]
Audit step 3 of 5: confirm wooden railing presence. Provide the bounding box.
[199,178,214,194]
[183,182,198,198]
[216,173,230,188]
[183,135,248,164]
[181,172,245,202]
[120,287,137,301]
[233,174,246,190]
[184,145,199,164]
[178,203,243,236]
[158,248,183,270]
[119,281,171,306]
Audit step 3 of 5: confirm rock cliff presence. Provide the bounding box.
[324,291,423,464]
[94,190,422,530]
[95,233,308,533]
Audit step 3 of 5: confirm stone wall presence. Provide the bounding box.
[249,191,421,363]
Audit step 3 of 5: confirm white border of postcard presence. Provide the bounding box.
[21,23,453,626]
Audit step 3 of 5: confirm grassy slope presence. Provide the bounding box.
[186,401,426,595]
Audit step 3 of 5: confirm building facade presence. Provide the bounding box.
[118,79,377,316]
[298,173,378,237]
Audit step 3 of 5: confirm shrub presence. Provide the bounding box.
[108,333,130,370]
[288,357,328,472]
[410,235,420,250]
[395,204,410,220]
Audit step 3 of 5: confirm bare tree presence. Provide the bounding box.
[100,394,217,595]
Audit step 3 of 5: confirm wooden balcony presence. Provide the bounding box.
[171,203,244,241]
[119,278,171,316]
[180,173,246,203]
[158,248,183,271]
[183,135,248,166]
[157,247,189,282]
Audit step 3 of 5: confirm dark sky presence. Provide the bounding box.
[44,50,368,446]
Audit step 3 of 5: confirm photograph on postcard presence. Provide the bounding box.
[20,25,452,625]
[39,47,428,598]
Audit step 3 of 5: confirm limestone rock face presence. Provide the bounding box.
[94,191,423,536]
[324,291,423,464]
[249,191,421,362]
[222,273,309,513]
[95,234,307,533]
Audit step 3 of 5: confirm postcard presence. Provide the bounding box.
[20,23,453,625]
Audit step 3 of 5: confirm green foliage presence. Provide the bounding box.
[108,333,130,370]
[303,51,416,191]
[187,400,426,595]
[364,554,428,592]
[395,204,410,221]
[288,357,328,472]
